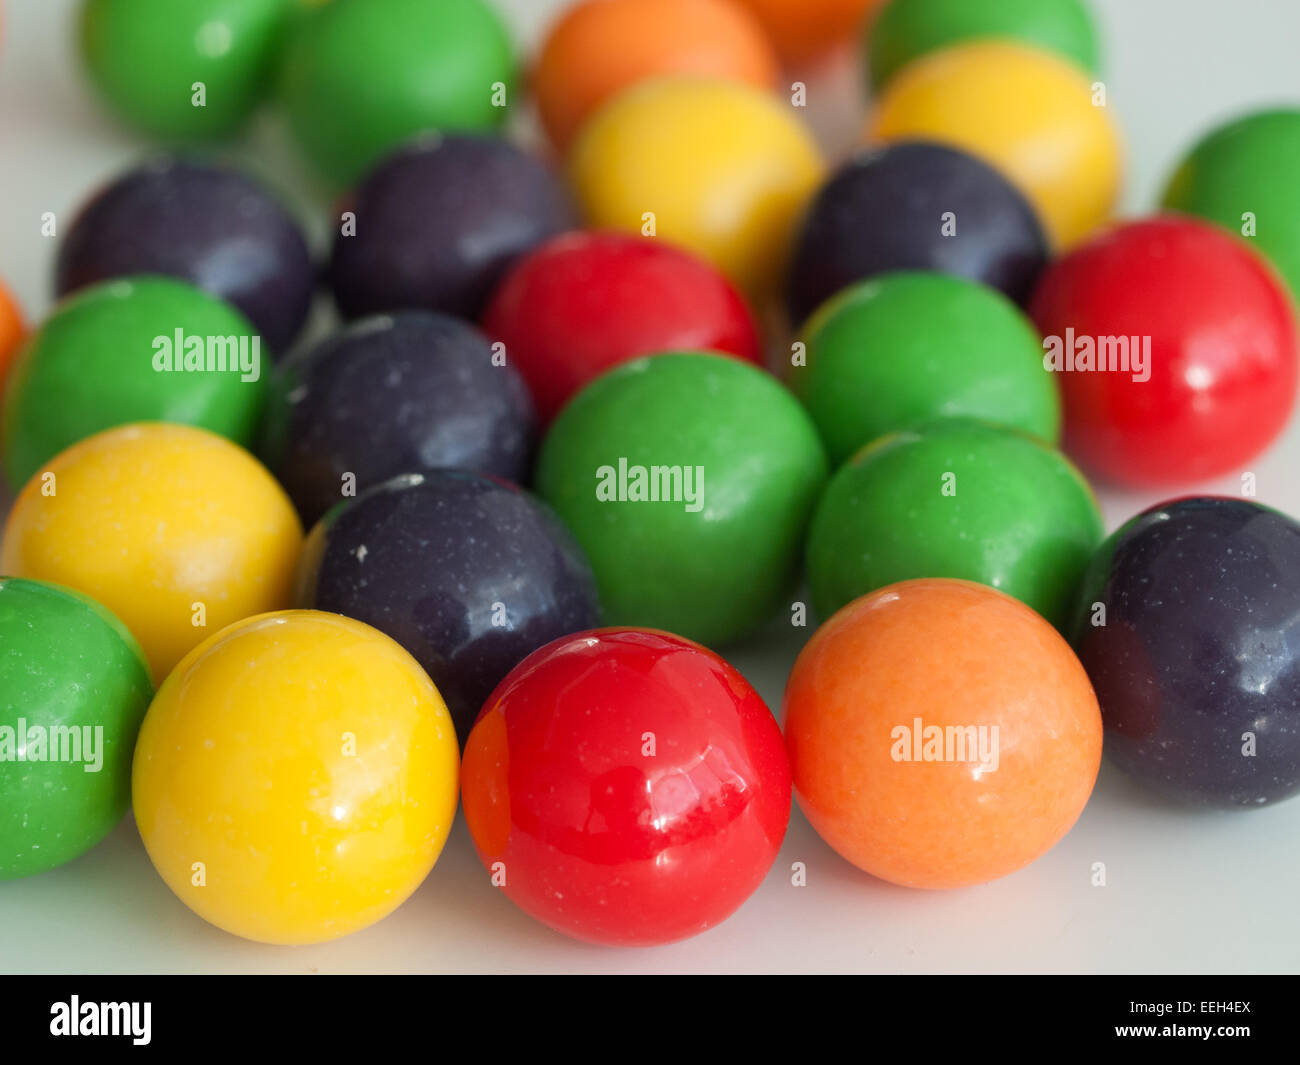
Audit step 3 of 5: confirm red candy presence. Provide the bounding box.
[481,231,764,421]
[1029,215,1299,487]
[460,627,791,946]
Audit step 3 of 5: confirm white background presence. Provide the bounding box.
[1,0,1299,974]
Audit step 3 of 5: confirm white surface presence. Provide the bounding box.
[2,0,1299,974]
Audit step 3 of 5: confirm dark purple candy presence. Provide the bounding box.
[785,141,1049,326]
[1070,497,1300,808]
[261,311,535,526]
[296,470,601,738]
[328,135,575,321]
[55,157,315,355]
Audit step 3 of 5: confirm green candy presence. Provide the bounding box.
[0,578,153,880]
[536,352,828,647]
[1162,108,1300,307]
[793,272,1059,467]
[868,0,1100,91]
[807,419,1102,628]
[279,0,516,188]
[80,0,292,140]
[2,276,266,490]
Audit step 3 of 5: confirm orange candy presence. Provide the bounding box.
[736,0,882,66]
[0,279,25,398]
[783,579,1101,889]
[534,0,779,153]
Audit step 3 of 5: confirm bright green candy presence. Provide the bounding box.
[80,0,292,139]
[536,352,828,647]
[867,0,1100,91]
[2,276,266,491]
[1162,109,1300,307]
[807,419,1102,628]
[793,272,1059,467]
[280,0,515,188]
[0,578,153,879]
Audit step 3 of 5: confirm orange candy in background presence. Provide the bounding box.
[737,0,883,65]
[0,279,25,398]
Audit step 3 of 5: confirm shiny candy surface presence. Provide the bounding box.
[1069,497,1300,808]
[784,578,1102,889]
[461,627,791,946]
[132,610,459,944]
[0,578,153,879]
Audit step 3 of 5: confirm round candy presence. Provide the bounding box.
[794,271,1059,465]
[1162,108,1300,307]
[536,352,827,646]
[133,610,459,944]
[785,142,1048,325]
[296,470,600,739]
[1,276,267,491]
[80,0,291,139]
[462,627,790,946]
[806,419,1102,628]
[262,311,535,526]
[0,276,25,397]
[870,41,1122,249]
[570,78,823,299]
[784,578,1101,889]
[1029,216,1299,488]
[737,0,882,65]
[56,157,314,355]
[867,0,1100,92]
[0,578,153,880]
[1070,498,1300,808]
[534,0,777,153]
[329,136,574,322]
[280,0,515,187]
[1,423,302,682]
[481,231,763,422]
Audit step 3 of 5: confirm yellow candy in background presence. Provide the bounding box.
[0,422,302,681]
[869,40,1123,248]
[132,610,460,945]
[570,77,824,300]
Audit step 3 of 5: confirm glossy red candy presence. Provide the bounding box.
[481,231,764,421]
[461,627,791,946]
[1029,215,1299,487]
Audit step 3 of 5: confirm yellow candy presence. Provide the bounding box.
[869,41,1123,248]
[132,610,459,945]
[0,422,302,681]
[570,77,824,299]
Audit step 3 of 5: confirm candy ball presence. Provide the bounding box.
[481,231,763,422]
[806,419,1102,628]
[794,271,1059,465]
[536,352,827,646]
[1,276,267,490]
[0,578,153,880]
[534,0,777,153]
[867,0,1100,92]
[132,610,459,944]
[462,627,790,945]
[1029,216,1299,488]
[296,470,600,739]
[737,0,881,65]
[280,0,515,187]
[0,276,25,397]
[1070,497,1300,808]
[1,423,302,682]
[1162,108,1300,307]
[870,41,1122,248]
[785,142,1048,325]
[570,78,823,299]
[329,136,574,322]
[79,0,291,139]
[262,311,535,526]
[784,578,1101,889]
[56,157,314,355]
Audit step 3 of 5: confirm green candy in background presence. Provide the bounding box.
[807,419,1103,628]
[2,275,267,490]
[793,271,1059,467]
[536,352,828,647]
[0,578,153,880]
